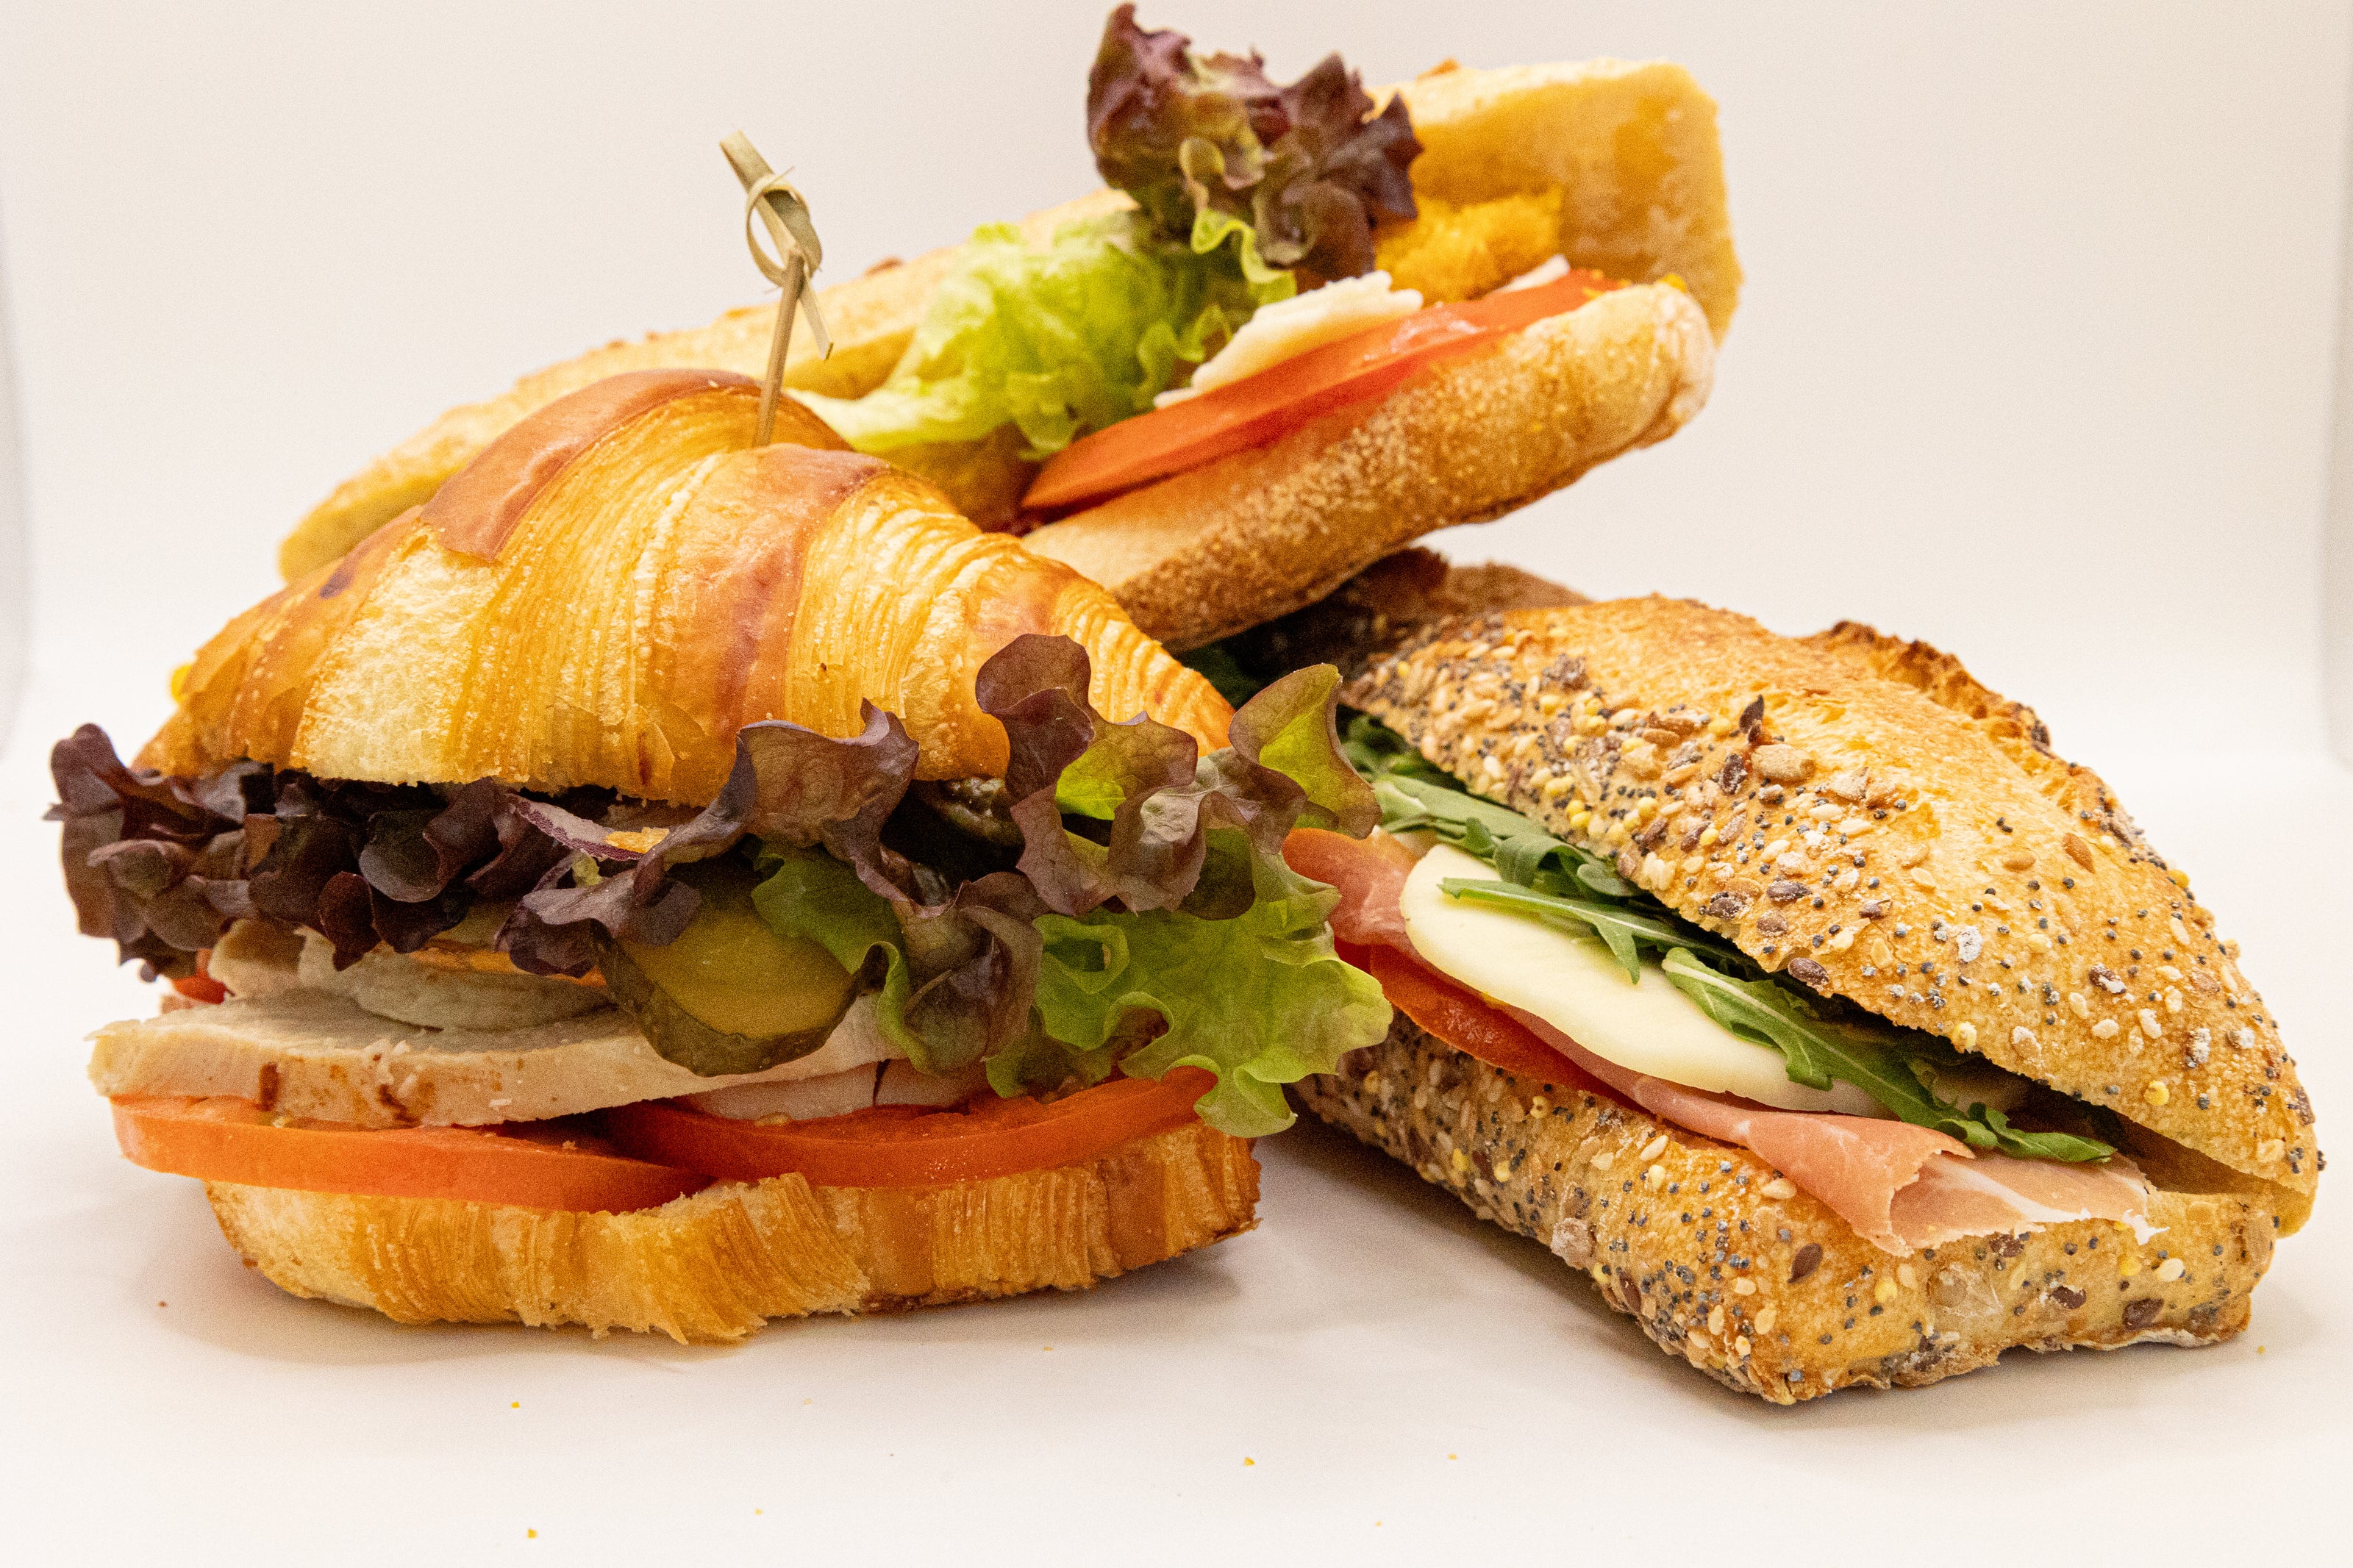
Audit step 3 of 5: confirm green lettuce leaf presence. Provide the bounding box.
[1087,5,1420,279]
[797,210,1290,460]
[1029,848,1390,1136]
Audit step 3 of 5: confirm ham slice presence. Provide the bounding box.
[1285,826,2155,1253]
[1508,1004,2152,1253]
[1286,827,1415,950]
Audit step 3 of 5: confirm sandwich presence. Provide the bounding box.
[274,7,1739,651]
[50,370,1394,1339]
[1221,551,2321,1400]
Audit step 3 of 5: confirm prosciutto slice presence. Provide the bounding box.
[1286,828,2155,1254]
[1287,827,1415,950]
[1508,1005,2152,1252]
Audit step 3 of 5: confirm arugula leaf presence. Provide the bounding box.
[1660,950,2113,1161]
[1438,878,1742,984]
[1657,948,1846,1092]
[1331,716,2113,1164]
[1371,773,1635,901]
[1179,642,1265,707]
[1340,713,1454,787]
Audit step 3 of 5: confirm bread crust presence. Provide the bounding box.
[203,1119,1258,1340]
[1341,598,2319,1214]
[1020,283,1710,651]
[1299,1015,2277,1402]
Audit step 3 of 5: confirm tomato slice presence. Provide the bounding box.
[1022,268,1626,514]
[171,948,226,1005]
[1350,942,1620,1103]
[171,972,227,1005]
[111,1097,710,1212]
[602,1067,1218,1188]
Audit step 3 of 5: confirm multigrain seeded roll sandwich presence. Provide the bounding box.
[276,7,1738,651]
[49,370,1393,1341]
[1217,551,2321,1402]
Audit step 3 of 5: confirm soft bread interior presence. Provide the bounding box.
[1381,58,1739,334]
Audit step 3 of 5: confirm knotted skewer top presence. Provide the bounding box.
[721,130,832,444]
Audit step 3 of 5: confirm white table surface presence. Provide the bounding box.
[2,667,2346,1564]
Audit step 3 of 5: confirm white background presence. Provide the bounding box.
[1,1,2348,1560]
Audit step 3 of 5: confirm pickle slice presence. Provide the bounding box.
[602,859,858,1077]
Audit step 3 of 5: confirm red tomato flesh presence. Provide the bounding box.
[603,1067,1218,1188]
[111,1096,710,1213]
[1022,268,1627,514]
[1344,942,1621,1105]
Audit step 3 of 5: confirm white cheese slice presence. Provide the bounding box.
[1156,271,1423,406]
[1399,844,1879,1115]
[1496,254,1571,292]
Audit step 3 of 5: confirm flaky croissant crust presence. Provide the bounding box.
[143,370,1227,797]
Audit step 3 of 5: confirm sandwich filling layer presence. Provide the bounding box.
[54,640,1397,1192]
[1289,715,2165,1253]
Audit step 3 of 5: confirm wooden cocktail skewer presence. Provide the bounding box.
[721,130,832,445]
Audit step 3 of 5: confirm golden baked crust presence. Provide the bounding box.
[1224,548,1585,681]
[1341,598,2319,1216]
[274,57,1740,583]
[1300,1016,2278,1402]
[204,1120,1258,1340]
[143,372,1226,795]
[1022,284,1710,650]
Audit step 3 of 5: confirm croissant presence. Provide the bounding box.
[143,369,1227,797]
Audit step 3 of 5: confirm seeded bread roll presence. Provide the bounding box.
[1298,1016,2279,1403]
[1340,597,2320,1221]
[204,1119,1259,1342]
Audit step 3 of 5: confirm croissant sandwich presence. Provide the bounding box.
[276,7,1738,651]
[49,369,1398,1340]
[1199,551,2321,1401]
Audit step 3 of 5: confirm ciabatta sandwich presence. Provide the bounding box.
[277,8,1738,651]
[1232,552,2320,1400]
[51,370,1392,1339]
